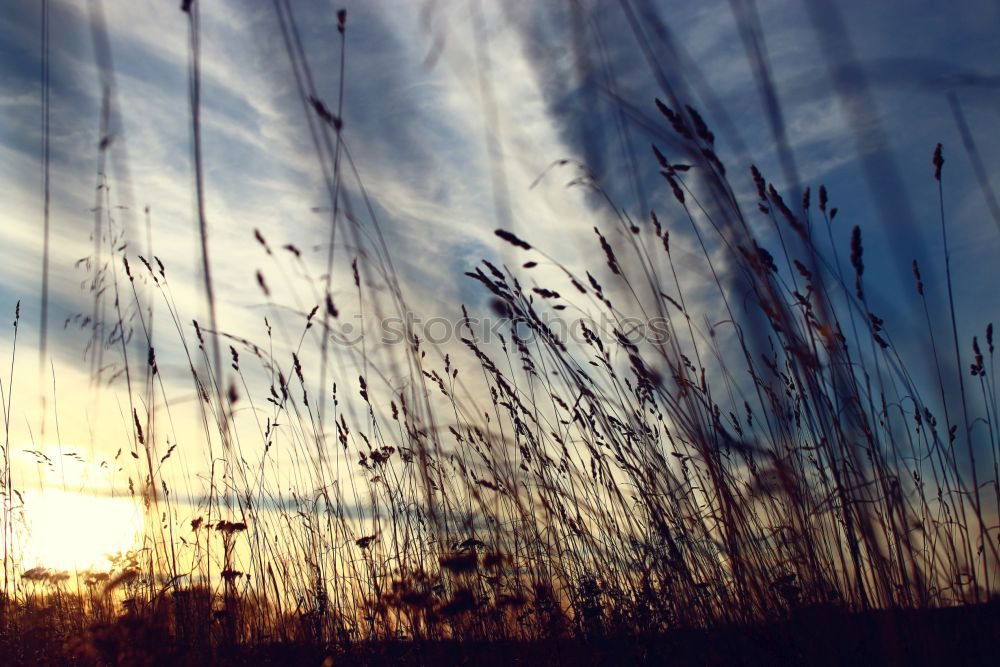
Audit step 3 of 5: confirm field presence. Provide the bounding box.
[1,1,999,665]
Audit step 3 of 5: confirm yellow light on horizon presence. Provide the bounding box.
[18,488,144,573]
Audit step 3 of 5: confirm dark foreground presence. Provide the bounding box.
[2,601,998,666]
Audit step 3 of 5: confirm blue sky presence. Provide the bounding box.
[1,0,999,491]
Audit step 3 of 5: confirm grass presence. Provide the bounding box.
[1,2,999,665]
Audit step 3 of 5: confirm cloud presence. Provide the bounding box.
[0,0,998,506]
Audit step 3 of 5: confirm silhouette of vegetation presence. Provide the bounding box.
[1,1,998,665]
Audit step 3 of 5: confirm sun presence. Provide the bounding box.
[18,488,144,573]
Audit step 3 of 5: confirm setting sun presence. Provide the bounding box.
[18,488,143,573]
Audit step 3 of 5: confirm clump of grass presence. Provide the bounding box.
[1,3,999,665]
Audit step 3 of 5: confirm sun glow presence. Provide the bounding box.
[18,488,144,573]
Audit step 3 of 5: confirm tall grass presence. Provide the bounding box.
[0,2,998,664]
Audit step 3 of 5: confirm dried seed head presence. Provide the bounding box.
[684,104,715,145]
[971,336,985,376]
[495,229,531,250]
[651,144,669,169]
[850,226,864,277]
[768,184,805,235]
[912,259,924,296]
[750,165,767,200]
[662,172,685,205]
[655,98,693,140]
[253,228,271,254]
[595,228,621,275]
[850,226,864,299]
[933,143,944,181]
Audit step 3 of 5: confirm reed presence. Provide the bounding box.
[0,2,998,665]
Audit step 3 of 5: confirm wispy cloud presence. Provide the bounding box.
[0,0,998,489]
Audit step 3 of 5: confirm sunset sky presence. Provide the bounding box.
[1,0,999,570]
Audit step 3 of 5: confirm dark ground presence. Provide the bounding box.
[1,600,998,665]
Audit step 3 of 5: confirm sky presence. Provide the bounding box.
[0,0,999,567]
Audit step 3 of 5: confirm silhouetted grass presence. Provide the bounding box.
[1,2,998,665]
